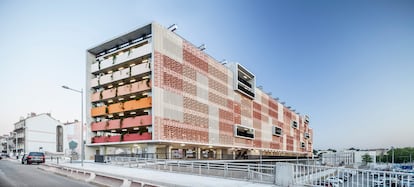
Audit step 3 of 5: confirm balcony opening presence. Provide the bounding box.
[234,125,254,139]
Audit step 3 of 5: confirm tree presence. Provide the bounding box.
[69,140,78,152]
[362,153,373,165]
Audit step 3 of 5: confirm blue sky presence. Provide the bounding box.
[0,0,413,150]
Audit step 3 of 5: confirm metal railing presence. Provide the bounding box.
[104,156,277,184]
[293,164,414,187]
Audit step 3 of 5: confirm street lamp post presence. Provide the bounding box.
[62,85,84,167]
[391,146,395,165]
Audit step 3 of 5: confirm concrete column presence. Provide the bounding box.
[197,147,201,159]
[147,144,156,159]
[99,146,106,155]
[217,149,222,159]
[275,162,294,186]
[167,145,172,159]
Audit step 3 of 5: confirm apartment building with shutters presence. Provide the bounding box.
[86,22,313,160]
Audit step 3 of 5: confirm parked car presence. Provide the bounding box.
[21,152,45,164]
[326,177,344,184]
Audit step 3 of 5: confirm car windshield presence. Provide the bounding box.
[28,152,44,156]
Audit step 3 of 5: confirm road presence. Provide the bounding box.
[0,159,97,187]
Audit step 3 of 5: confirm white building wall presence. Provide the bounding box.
[24,114,63,154]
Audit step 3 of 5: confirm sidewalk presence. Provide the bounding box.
[49,161,277,187]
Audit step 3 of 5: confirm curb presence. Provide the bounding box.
[39,163,182,187]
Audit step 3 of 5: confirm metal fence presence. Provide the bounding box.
[105,156,277,184]
[293,163,414,187]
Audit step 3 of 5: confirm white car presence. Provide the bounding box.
[326,177,344,184]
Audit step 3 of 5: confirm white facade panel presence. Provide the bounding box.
[196,72,208,102]
[208,105,219,144]
[152,23,183,63]
[114,51,129,65]
[162,90,183,122]
[129,43,151,60]
[131,62,150,76]
[278,103,284,122]
[99,73,113,85]
[91,63,99,73]
[261,123,273,143]
[91,77,99,87]
[100,57,113,70]
[112,70,122,82]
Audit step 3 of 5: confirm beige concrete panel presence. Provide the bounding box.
[163,89,183,122]
[152,23,183,63]
[255,88,263,104]
[196,72,209,102]
[278,103,284,122]
[241,116,253,128]
[227,69,235,99]
[208,105,219,144]
[152,87,164,117]
[261,123,273,142]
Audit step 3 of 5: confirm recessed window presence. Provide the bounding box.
[301,142,305,148]
[304,132,310,139]
[291,120,298,128]
[272,126,283,136]
[234,125,254,139]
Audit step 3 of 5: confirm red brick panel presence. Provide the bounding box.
[219,121,234,145]
[234,114,241,124]
[208,64,228,84]
[163,72,183,91]
[253,139,262,148]
[183,112,208,128]
[269,110,278,120]
[208,92,227,108]
[182,80,196,96]
[183,97,208,114]
[162,55,182,74]
[286,136,294,151]
[208,78,227,95]
[253,102,261,111]
[253,111,261,120]
[182,64,197,81]
[183,49,208,73]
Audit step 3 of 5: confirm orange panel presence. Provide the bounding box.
[107,102,124,114]
[91,106,107,117]
[137,97,152,109]
[91,92,101,102]
[123,97,152,111]
[123,100,139,111]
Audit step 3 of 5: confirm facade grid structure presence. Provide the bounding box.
[85,22,313,160]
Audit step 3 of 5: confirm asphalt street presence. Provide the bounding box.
[0,159,97,187]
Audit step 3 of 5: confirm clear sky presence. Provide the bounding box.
[0,0,413,150]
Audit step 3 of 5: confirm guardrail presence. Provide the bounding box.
[43,163,167,187]
[105,156,277,184]
[293,164,414,187]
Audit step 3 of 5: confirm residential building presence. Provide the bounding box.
[63,121,85,158]
[86,22,313,160]
[321,150,377,166]
[0,134,9,153]
[13,113,64,155]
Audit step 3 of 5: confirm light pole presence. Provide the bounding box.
[62,85,84,167]
[391,146,394,165]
